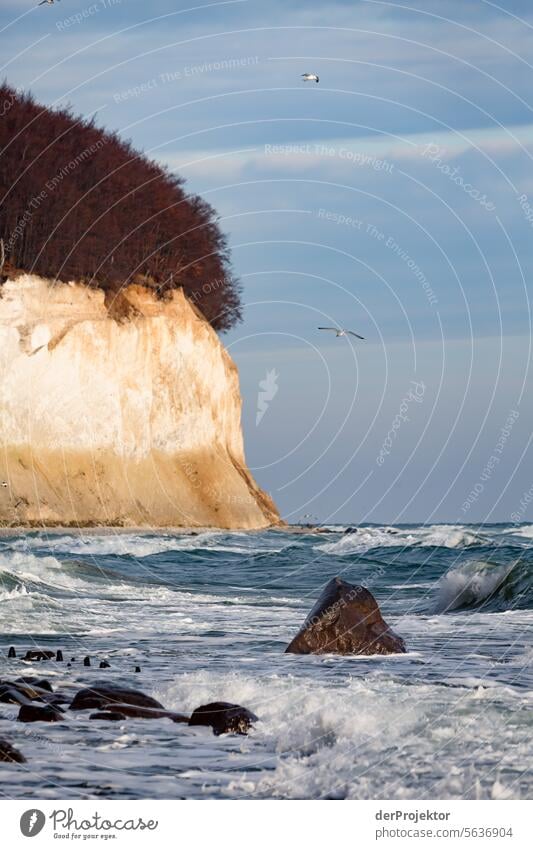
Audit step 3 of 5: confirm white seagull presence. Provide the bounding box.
[301,73,319,84]
[318,326,365,340]
[38,0,60,6]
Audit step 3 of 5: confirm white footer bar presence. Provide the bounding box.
[0,799,530,848]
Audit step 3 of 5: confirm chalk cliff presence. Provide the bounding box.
[0,275,279,528]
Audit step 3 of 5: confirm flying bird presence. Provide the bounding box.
[38,0,60,6]
[301,73,319,84]
[318,327,365,340]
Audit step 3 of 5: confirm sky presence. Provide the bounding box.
[2,0,532,523]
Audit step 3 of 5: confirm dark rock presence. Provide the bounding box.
[344,526,357,535]
[23,650,54,662]
[18,704,63,723]
[0,687,34,707]
[70,684,164,712]
[71,658,76,662]
[38,692,70,706]
[99,661,111,669]
[0,739,26,763]
[15,677,53,693]
[1,680,54,702]
[67,663,72,668]
[285,577,406,656]
[56,650,64,662]
[83,656,91,667]
[134,666,141,673]
[105,703,189,721]
[188,702,257,736]
[89,711,126,722]
[7,647,16,659]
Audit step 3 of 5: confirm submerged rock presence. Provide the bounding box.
[104,704,189,722]
[23,650,54,662]
[37,691,70,707]
[285,576,406,656]
[89,711,126,722]
[15,677,53,693]
[0,680,53,703]
[188,702,257,736]
[0,739,26,763]
[18,704,64,723]
[70,684,164,712]
[0,686,34,707]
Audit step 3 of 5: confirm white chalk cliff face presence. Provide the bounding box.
[0,275,280,528]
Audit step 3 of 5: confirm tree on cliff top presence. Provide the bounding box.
[0,83,241,331]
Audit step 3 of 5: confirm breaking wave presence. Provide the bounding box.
[435,559,532,612]
[316,524,487,555]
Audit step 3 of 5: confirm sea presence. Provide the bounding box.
[0,523,531,800]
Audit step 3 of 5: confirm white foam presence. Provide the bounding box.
[5,531,284,559]
[421,526,484,548]
[316,527,415,554]
[24,531,223,558]
[316,525,484,555]
[0,550,90,590]
[491,779,520,800]
[508,524,533,539]
[160,670,527,800]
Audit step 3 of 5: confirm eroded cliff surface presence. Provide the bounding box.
[0,276,279,528]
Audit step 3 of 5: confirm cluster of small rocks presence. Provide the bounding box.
[7,646,139,671]
[0,647,258,764]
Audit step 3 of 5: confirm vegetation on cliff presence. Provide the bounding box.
[0,82,241,331]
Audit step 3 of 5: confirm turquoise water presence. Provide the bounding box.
[0,523,531,799]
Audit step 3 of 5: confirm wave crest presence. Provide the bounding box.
[435,559,532,612]
[317,525,486,555]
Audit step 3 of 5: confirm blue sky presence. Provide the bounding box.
[2,0,533,522]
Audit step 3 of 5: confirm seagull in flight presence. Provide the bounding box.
[301,73,319,84]
[38,0,60,6]
[318,326,365,340]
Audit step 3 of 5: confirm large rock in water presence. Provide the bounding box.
[70,684,164,711]
[189,702,257,735]
[285,577,406,655]
[18,704,64,723]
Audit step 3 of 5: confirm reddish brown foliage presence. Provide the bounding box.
[0,83,241,330]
